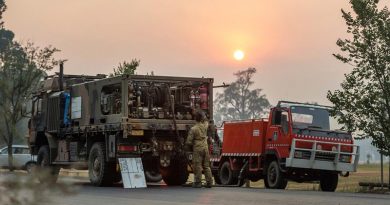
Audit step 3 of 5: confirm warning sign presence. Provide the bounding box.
[118,158,147,188]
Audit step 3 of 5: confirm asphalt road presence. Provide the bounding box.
[51,178,390,205]
[1,172,389,205]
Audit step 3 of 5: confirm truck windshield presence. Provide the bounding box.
[291,106,331,130]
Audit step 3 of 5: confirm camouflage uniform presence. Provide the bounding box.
[186,121,213,187]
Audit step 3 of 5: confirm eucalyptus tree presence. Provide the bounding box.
[328,0,390,156]
[0,1,60,170]
[214,67,270,125]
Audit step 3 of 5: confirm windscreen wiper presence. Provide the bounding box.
[295,125,322,134]
[307,125,323,129]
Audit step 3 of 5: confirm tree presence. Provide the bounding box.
[0,1,60,171]
[0,0,5,27]
[327,0,390,156]
[214,67,270,125]
[110,59,140,77]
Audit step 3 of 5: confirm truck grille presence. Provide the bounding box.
[47,96,61,132]
[315,152,335,161]
[296,151,335,161]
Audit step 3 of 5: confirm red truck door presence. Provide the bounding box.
[265,108,291,158]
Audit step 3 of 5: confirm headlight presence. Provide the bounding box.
[317,144,322,150]
[339,155,351,163]
[294,151,303,158]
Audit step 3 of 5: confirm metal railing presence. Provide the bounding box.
[286,138,360,172]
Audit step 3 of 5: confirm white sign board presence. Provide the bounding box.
[71,97,82,119]
[118,158,147,188]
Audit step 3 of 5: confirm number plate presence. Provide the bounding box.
[131,130,144,136]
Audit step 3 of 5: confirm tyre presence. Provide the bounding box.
[160,155,189,186]
[37,145,60,183]
[219,161,236,185]
[264,175,270,188]
[145,170,162,183]
[265,161,287,189]
[320,172,338,192]
[88,142,117,186]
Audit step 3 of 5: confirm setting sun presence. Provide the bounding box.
[233,50,245,61]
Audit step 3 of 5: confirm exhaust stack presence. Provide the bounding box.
[59,62,64,91]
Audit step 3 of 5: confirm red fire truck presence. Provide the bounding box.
[210,101,359,192]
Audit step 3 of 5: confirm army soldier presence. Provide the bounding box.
[186,110,213,188]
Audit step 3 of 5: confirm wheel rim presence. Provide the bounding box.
[268,164,278,187]
[92,156,101,177]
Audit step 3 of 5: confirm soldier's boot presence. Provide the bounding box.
[192,182,202,188]
[204,166,213,188]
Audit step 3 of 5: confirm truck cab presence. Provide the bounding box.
[212,101,359,192]
[267,102,358,170]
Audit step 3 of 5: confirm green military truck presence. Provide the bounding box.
[28,64,214,186]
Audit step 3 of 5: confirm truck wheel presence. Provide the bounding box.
[265,161,287,189]
[219,161,236,185]
[37,145,60,183]
[160,155,189,186]
[88,142,116,186]
[320,172,338,192]
[145,170,162,183]
[264,176,270,188]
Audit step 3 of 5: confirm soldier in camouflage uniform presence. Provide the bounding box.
[186,111,213,188]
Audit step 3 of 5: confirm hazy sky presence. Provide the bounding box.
[4,0,389,105]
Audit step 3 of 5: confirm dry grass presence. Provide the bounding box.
[249,163,390,192]
[0,170,76,205]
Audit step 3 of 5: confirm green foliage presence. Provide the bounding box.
[110,59,140,77]
[0,41,59,140]
[0,0,6,27]
[0,1,60,170]
[327,0,390,156]
[214,67,270,125]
